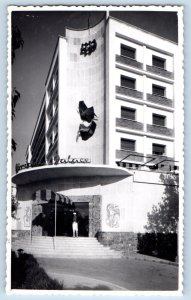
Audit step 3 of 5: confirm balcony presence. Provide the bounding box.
[116,118,143,131]
[46,109,58,137]
[116,149,144,162]
[147,93,173,107]
[116,55,143,70]
[47,81,58,114]
[46,139,58,160]
[147,124,174,137]
[116,86,143,99]
[146,65,174,79]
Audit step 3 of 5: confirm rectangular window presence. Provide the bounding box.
[152,84,165,97]
[121,107,136,120]
[152,55,165,69]
[121,44,136,59]
[121,138,135,151]
[121,75,136,89]
[152,143,165,155]
[153,114,166,126]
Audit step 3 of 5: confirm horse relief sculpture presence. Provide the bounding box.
[76,101,98,142]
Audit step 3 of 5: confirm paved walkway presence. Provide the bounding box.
[38,257,178,291]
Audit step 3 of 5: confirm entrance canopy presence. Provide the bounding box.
[33,189,72,205]
[12,164,132,185]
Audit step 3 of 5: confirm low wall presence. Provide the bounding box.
[96,231,138,252]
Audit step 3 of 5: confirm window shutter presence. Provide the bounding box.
[121,107,136,120]
[152,85,165,97]
[121,76,136,89]
[152,144,165,155]
[121,44,136,59]
[153,114,165,126]
[152,56,165,69]
[121,139,135,151]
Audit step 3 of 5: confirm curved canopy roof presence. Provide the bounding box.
[12,164,132,185]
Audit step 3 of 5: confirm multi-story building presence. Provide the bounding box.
[26,15,179,172]
[12,14,181,243]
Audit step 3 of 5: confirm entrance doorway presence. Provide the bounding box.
[73,202,89,237]
[32,190,101,237]
[56,202,89,237]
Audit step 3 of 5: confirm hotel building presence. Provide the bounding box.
[12,14,181,247]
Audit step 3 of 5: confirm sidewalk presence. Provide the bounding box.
[38,257,178,291]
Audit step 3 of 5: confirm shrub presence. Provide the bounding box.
[137,233,177,261]
[11,251,64,289]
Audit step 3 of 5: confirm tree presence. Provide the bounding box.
[12,25,24,64]
[12,24,24,152]
[144,173,179,233]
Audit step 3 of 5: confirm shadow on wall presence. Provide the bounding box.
[17,175,129,201]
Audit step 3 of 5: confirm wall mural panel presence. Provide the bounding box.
[106,203,120,228]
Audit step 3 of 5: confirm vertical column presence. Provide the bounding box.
[142,74,147,163]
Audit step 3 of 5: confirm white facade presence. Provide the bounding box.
[15,15,181,236]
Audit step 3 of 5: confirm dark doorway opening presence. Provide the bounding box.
[73,202,89,237]
[32,190,90,237]
[56,202,89,237]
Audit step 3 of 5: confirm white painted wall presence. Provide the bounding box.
[145,48,173,72]
[16,170,178,233]
[116,100,144,122]
[116,68,143,92]
[146,107,174,128]
[145,137,174,157]
[115,37,144,63]
[146,77,173,99]
[116,132,144,153]
[59,20,105,164]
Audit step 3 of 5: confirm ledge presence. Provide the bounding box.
[147,124,174,137]
[146,65,174,79]
[116,55,143,70]
[12,164,132,185]
[147,93,173,107]
[116,118,143,131]
[116,86,143,99]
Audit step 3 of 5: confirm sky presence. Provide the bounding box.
[12,10,178,173]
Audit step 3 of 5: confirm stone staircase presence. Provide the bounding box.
[12,236,122,259]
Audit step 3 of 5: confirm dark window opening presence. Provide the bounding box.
[121,138,135,151]
[152,84,165,97]
[121,44,136,59]
[152,55,165,69]
[152,144,165,155]
[121,107,136,120]
[153,114,166,126]
[121,76,136,90]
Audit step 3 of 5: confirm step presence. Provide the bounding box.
[12,237,122,259]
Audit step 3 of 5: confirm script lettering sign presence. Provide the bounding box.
[15,155,91,173]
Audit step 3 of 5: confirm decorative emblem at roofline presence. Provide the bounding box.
[80,39,97,56]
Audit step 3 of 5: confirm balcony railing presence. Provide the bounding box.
[116,55,143,70]
[116,118,143,131]
[54,132,58,143]
[47,81,58,114]
[46,139,58,160]
[116,86,143,99]
[146,65,174,79]
[147,124,174,137]
[46,109,58,137]
[116,149,144,162]
[147,93,173,107]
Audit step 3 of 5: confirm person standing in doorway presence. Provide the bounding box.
[72,212,78,237]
